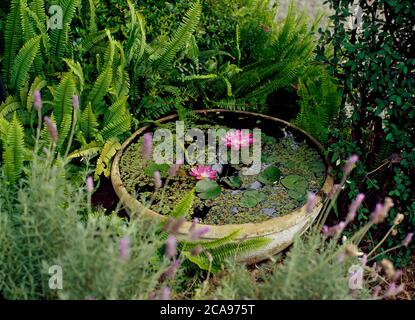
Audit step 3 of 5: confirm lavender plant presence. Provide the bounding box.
[193,156,413,300]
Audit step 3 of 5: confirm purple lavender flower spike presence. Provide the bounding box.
[72,95,79,110]
[44,116,58,143]
[118,236,131,262]
[191,245,203,257]
[402,233,413,247]
[154,171,162,189]
[306,192,317,214]
[346,193,365,223]
[142,132,153,160]
[384,282,404,298]
[166,235,177,259]
[34,90,42,111]
[86,176,94,193]
[160,287,171,300]
[189,226,210,240]
[343,154,359,178]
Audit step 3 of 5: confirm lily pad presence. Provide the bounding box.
[257,166,281,185]
[195,179,222,200]
[281,175,308,200]
[288,190,306,201]
[222,175,242,189]
[144,162,170,178]
[281,175,308,190]
[239,190,267,208]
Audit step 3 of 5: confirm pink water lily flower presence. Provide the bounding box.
[190,165,218,180]
[222,130,254,150]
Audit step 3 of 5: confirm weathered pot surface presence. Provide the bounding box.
[111,109,334,263]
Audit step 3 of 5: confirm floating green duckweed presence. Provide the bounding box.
[119,123,326,225]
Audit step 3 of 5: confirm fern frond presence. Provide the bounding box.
[10,35,41,92]
[3,0,22,82]
[88,0,98,33]
[67,141,102,160]
[87,66,113,113]
[183,237,271,272]
[149,0,201,72]
[64,59,85,92]
[2,114,25,184]
[0,118,9,138]
[170,189,195,219]
[94,138,121,179]
[79,103,98,141]
[26,6,50,56]
[101,97,131,140]
[49,0,81,58]
[126,0,146,65]
[0,96,21,119]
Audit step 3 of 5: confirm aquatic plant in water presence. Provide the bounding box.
[119,121,326,225]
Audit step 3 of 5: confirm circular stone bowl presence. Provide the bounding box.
[111,109,334,264]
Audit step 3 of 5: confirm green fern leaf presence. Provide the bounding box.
[3,0,22,82]
[87,66,113,113]
[80,103,99,141]
[49,0,81,58]
[0,96,21,119]
[183,237,271,272]
[67,141,102,160]
[2,114,25,184]
[101,97,131,140]
[170,189,195,218]
[10,35,41,92]
[64,59,85,92]
[150,0,201,72]
[52,73,76,126]
[94,138,121,179]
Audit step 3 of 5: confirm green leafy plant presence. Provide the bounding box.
[0,2,132,182]
[317,0,415,264]
[293,64,342,144]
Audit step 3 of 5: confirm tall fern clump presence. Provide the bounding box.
[0,0,132,183]
[293,64,342,144]
[184,1,319,111]
[124,0,203,119]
